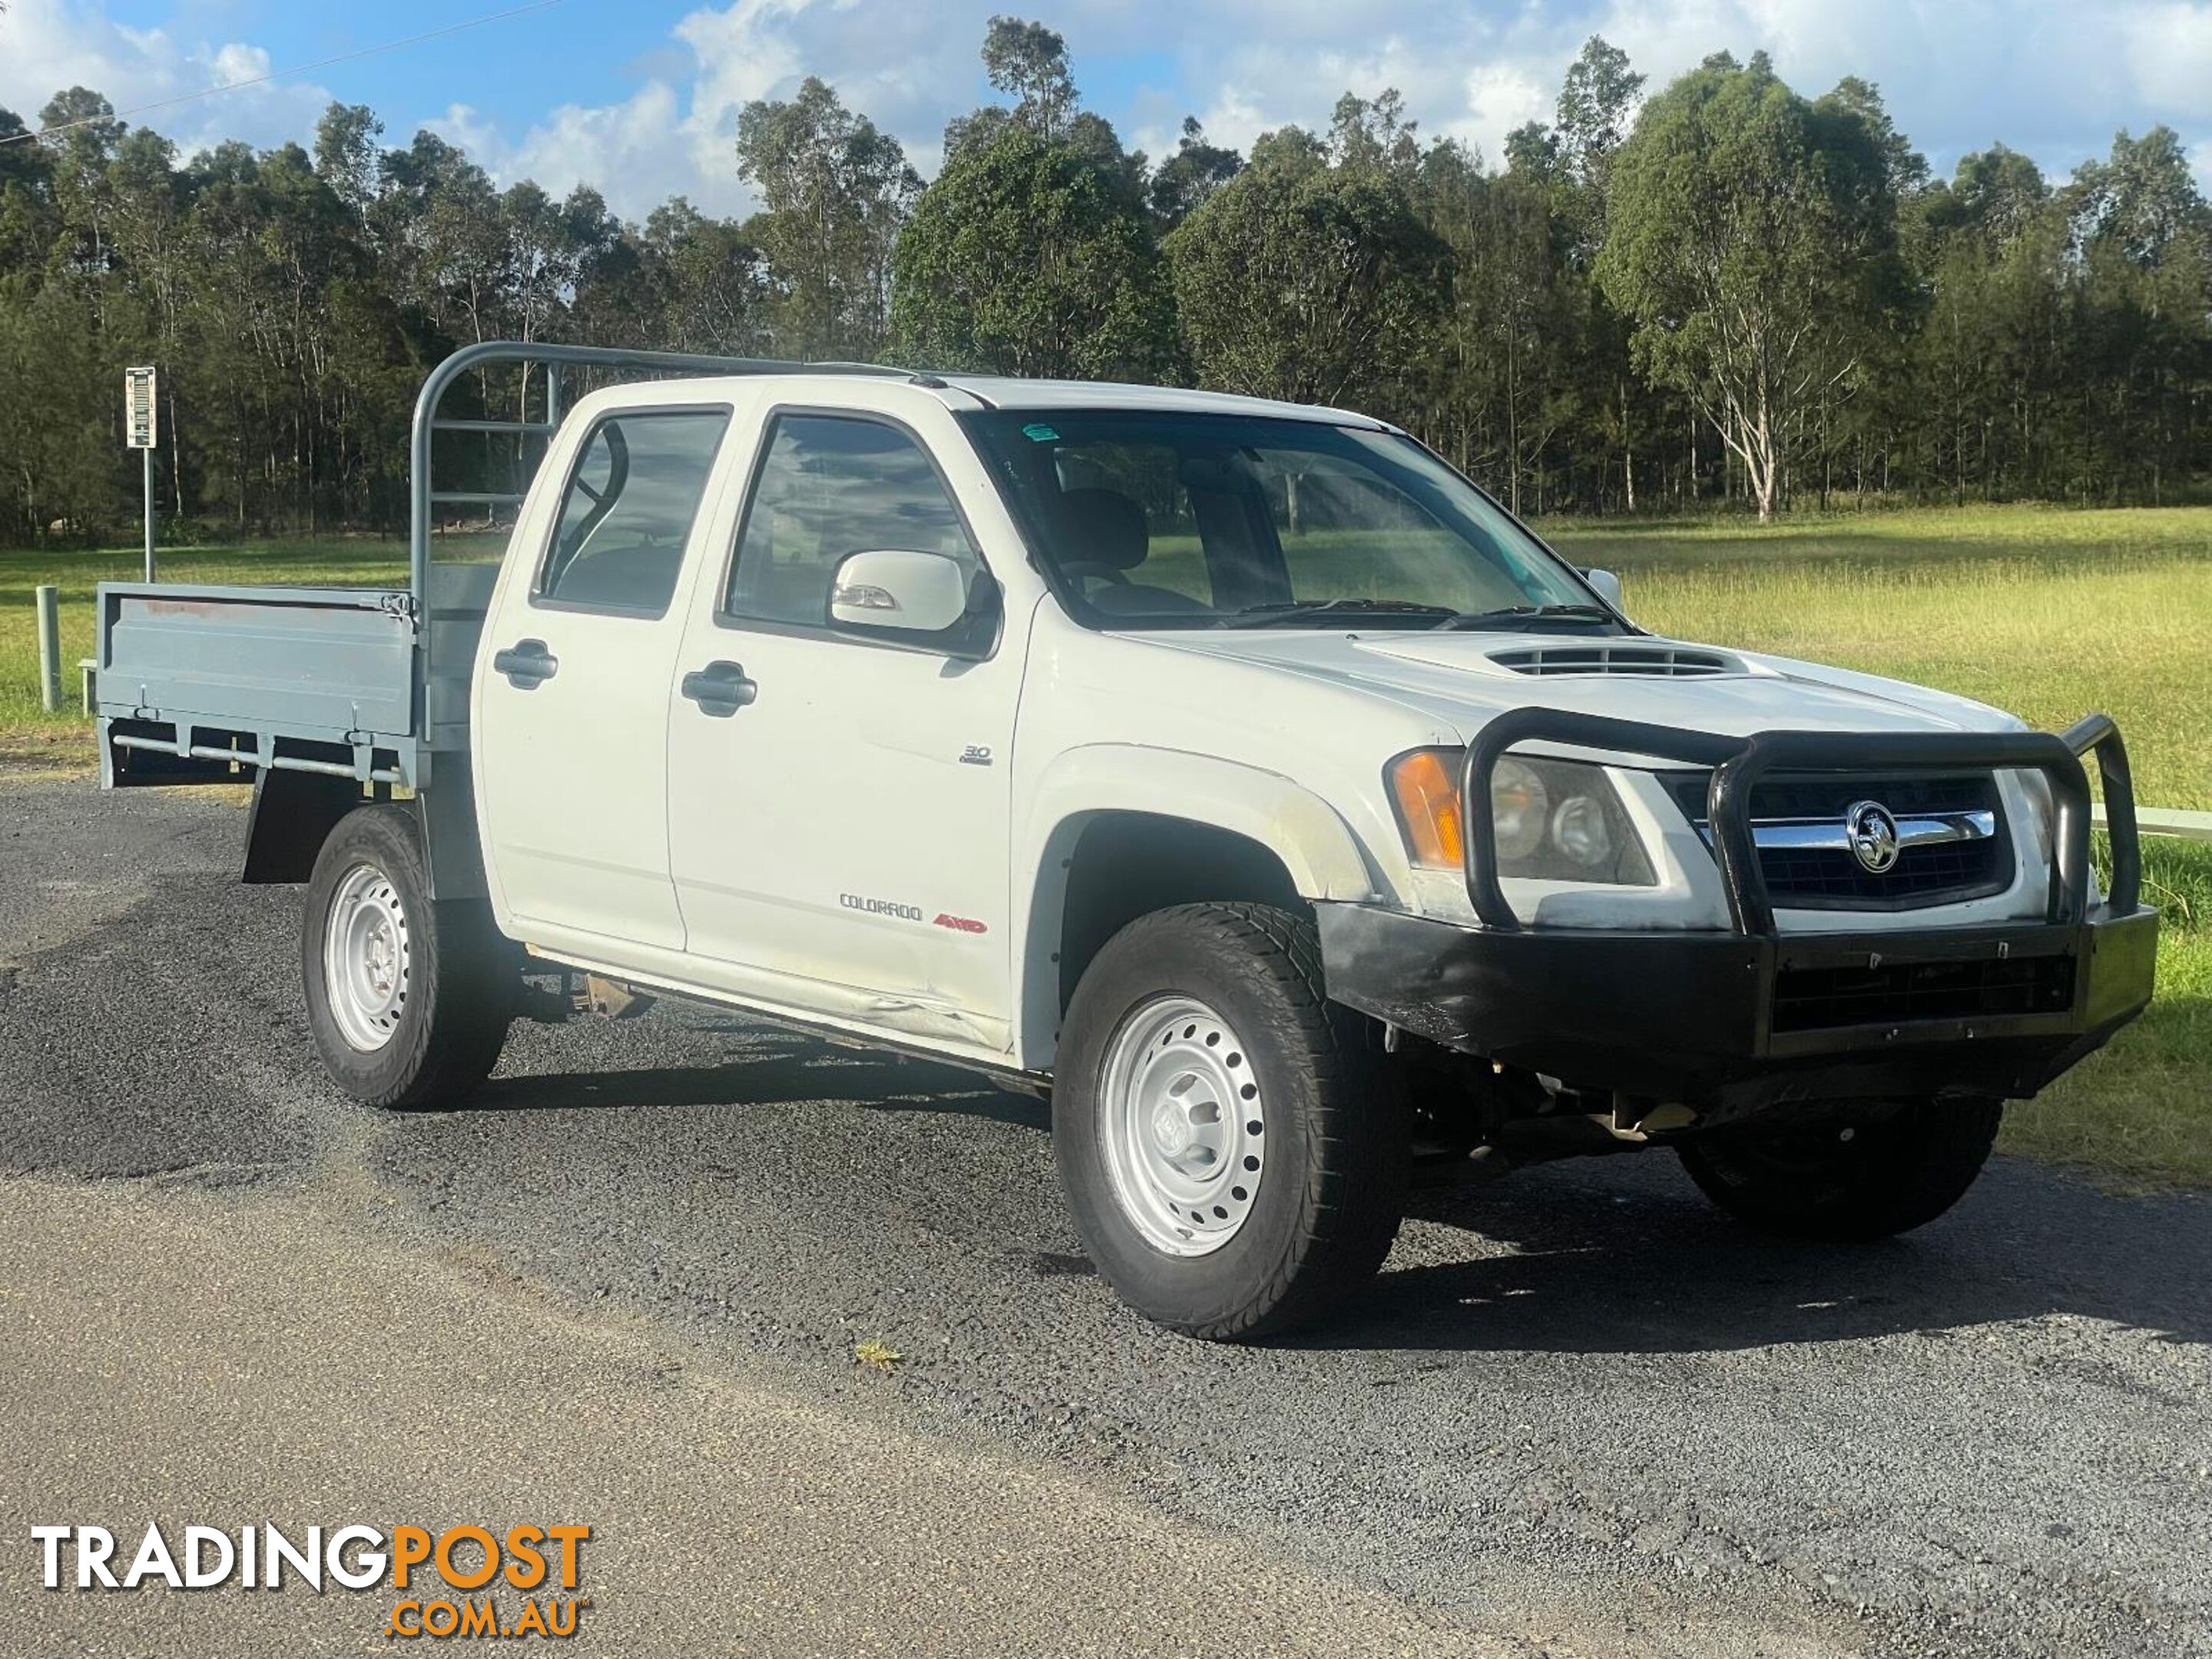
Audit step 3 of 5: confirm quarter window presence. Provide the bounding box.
[725,414,979,626]
[538,409,730,615]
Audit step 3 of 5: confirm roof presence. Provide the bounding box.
[919,375,1389,429]
[562,360,1392,432]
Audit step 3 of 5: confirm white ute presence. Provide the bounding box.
[95,343,2159,1339]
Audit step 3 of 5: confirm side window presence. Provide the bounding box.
[725,414,979,626]
[538,409,730,616]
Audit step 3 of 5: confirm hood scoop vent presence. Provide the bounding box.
[1488,642,1743,678]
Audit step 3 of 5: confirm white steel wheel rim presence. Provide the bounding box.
[323,863,411,1053]
[1098,995,1267,1257]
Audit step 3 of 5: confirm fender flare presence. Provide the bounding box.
[1013,743,1379,1068]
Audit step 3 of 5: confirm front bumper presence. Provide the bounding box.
[1318,902,2158,1113]
[1321,708,2161,1116]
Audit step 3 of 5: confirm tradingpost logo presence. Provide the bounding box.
[33,1521,593,1641]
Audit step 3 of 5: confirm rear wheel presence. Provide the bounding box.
[302,806,516,1111]
[1055,902,1407,1341]
[1677,1098,2003,1241]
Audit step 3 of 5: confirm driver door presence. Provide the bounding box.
[663,404,1020,1054]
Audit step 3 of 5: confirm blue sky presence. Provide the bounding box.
[6,0,2210,220]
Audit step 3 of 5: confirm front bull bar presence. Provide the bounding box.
[1459,709,2143,936]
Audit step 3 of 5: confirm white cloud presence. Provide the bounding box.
[7,0,2211,222]
[1457,63,1551,162]
[435,0,993,217]
[1134,86,1267,164]
[206,43,271,91]
[0,0,328,156]
[432,80,749,218]
[2121,3,2212,115]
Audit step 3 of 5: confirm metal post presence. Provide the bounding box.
[35,585,61,714]
[142,448,157,581]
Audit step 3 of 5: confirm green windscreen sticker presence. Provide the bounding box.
[1022,422,1060,442]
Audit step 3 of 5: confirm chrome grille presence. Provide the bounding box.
[1663,772,2011,909]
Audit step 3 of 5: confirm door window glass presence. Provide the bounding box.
[538,409,730,615]
[726,415,979,626]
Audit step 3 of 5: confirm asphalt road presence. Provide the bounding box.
[2,774,2207,1657]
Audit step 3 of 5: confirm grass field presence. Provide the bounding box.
[1541,503,2212,810]
[0,538,410,760]
[2,503,2205,1184]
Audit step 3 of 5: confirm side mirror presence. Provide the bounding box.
[1582,567,1625,614]
[829,548,995,654]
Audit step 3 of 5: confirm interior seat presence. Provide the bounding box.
[1055,488,1210,615]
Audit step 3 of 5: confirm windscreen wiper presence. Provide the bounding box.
[1219,598,1460,628]
[1435,603,1618,631]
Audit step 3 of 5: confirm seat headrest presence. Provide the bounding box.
[1058,488,1149,571]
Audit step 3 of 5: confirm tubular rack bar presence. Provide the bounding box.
[1459,708,2141,937]
[409,339,912,601]
[110,733,405,786]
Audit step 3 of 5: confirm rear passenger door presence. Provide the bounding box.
[474,399,734,956]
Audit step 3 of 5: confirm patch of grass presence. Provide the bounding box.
[2016,836,2212,1187]
[853,1339,902,1373]
[2005,912,2210,1187]
[0,534,502,740]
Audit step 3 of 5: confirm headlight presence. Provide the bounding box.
[1387,750,1656,886]
[1491,758,1548,860]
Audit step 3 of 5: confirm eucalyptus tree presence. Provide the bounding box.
[585,200,770,356]
[1553,35,1644,209]
[899,15,1172,378]
[1412,139,1575,510]
[2061,127,2212,500]
[1146,118,1241,229]
[1597,53,1901,519]
[735,76,918,362]
[1166,123,1447,410]
[893,123,1174,379]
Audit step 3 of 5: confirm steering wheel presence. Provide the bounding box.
[1059,560,1131,588]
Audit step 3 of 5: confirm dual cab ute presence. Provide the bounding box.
[95,343,2158,1339]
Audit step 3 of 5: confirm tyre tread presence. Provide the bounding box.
[303,806,514,1112]
[1058,901,1406,1342]
[1679,1098,2002,1242]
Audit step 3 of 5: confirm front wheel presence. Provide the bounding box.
[1677,1098,2003,1241]
[303,805,517,1111]
[1054,902,1408,1341]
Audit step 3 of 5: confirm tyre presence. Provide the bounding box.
[1677,1098,2003,1242]
[302,805,517,1111]
[1054,902,1408,1341]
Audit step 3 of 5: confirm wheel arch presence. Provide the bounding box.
[243,762,487,899]
[1015,745,1379,1070]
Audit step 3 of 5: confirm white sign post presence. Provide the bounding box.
[124,366,157,581]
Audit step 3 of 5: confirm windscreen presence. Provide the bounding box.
[962,409,1604,630]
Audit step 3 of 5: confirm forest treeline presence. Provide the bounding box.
[2,18,2210,544]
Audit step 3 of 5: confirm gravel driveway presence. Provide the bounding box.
[2,775,2206,1657]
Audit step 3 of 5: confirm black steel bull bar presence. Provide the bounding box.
[1459,709,2141,935]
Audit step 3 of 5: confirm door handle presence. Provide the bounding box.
[492,638,558,689]
[680,660,758,717]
